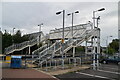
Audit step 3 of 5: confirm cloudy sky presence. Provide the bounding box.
[0,1,119,46]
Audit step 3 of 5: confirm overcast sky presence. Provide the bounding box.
[0,1,119,46]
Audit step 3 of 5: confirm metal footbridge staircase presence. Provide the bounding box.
[4,32,46,54]
[32,23,100,67]
[5,23,100,68]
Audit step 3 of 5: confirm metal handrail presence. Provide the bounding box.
[5,36,46,54]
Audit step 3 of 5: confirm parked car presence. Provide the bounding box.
[101,56,120,65]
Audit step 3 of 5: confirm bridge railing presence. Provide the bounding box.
[5,35,46,54]
[34,28,99,67]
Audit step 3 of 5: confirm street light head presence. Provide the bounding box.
[97,16,100,19]
[98,8,105,11]
[110,36,113,37]
[56,11,62,15]
[38,23,43,26]
[75,11,79,13]
[88,21,91,23]
[67,13,71,16]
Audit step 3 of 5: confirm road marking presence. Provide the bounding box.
[98,69,120,75]
[76,72,113,80]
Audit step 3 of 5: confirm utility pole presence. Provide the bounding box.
[56,10,65,69]
[67,11,79,65]
[12,28,15,45]
[92,8,105,70]
[93,10,96,70]
[119,29,120,57]
[67,11,79,39]
[38,23,43,48]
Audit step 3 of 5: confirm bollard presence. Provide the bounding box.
[74,58,76,67]
[40,63,42,69]
[61,59,64,69]
[50,60,51,68]
[55,60,57,70]
[79,58,82,66]
[69,58,71,64]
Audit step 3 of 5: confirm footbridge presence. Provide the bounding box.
[32,23,100,68]
[4,22,100,69]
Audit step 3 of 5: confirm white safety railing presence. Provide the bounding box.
[35,28,98,66]
[5,35,46,54]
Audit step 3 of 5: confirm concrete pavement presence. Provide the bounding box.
[2,68,58,80]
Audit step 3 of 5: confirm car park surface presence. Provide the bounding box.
[55,64,120,80]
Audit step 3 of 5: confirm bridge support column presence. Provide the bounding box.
[97,29,100,70]
[29,46,30,55]
[32,52,34,63]
[61,59,64,69]
[73,46,75,58]
[39,53,41,68]
[85,41,88,54]
[74,58,76,67]
[79,58,81,66]
[40,63,42,69]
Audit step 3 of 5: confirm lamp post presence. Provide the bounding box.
[96,16,100,28]
[56,10,65,69]
[93,8,105,28]
[67,11,79,65]
[119,30,120,57]
[12,28,15,45]
[67,11,79,38]
[38,23,43,48]
[92,8,105,70]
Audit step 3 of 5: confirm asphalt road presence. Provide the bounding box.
[55,64,120,80]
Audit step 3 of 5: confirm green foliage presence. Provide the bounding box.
[2,31,12,53]
[109,39,119,53]
[13,30,22,43]
[76,46,85,52]
[22,35,29,42]
[107,47,116,55]
[13,30,29,43]
[105,39,119,55]
[2,30,29,53]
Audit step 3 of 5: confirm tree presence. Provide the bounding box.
[105,39,119,55]
[13,30,22,43]
[2,29,30,54]
[2,30,12,53]
[21,35,29,42]
[109,39,119,53]
[107,47,115,55]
